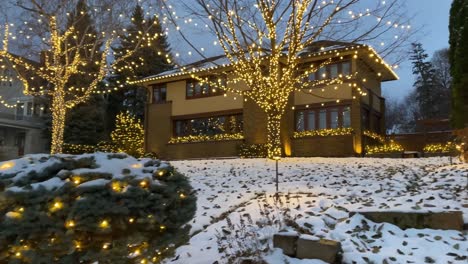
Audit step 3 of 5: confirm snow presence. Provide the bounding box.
[166,157,467,264]
[0,153,167,193]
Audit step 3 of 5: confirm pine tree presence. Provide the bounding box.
[111,112,144,158]
[449,0,468,128]
[410,43,439,120]
[63,0,107,145]
[109,4,173,121]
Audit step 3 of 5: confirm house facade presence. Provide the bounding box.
[0,59,49,161]
[138,43,398,159]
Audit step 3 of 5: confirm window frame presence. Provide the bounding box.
[185,75,226,99]
[152,84,167,104]
[305,60,352,82]
[294,103,352,132]
[172,111,243,137]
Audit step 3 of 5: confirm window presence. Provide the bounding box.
[33,103,40,116]
[186,75,226,99]
[306,61,352,81]
[330,64,338,78]
[330,108,339,129]
[295,105,352,131]
[307,111,316,130]
[342,61,351,75]
[319,110,327,129]
[26,102,33,116]
[342,107,351,128]
[16,103,24,120]
[174,114,243,137]
[296,111,305,132]
[153,85,167,103]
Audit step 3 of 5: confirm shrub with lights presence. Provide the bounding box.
[423,142,457,153]
[238,144,268,158]
[0,153,196,263]
[364,130,404,155]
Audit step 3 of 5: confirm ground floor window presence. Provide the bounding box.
[174,114,243,137]
[296,106,351,132]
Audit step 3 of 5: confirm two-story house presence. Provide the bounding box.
[136,42,398,159]
[0,57,49,161]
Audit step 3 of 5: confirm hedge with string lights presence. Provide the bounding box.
[0,153,196,263]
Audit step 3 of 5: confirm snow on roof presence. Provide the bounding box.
[134,41,398,84]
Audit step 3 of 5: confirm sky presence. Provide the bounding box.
[382,0,452,101]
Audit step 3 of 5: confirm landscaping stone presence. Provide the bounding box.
[273,233,298,257]
[296,237,342,263]
[351,211,464,231]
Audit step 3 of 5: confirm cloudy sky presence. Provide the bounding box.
[382,0,452,101]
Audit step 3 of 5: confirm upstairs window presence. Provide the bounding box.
[152,84,167,103]
[306,61,352,82]
[186,75,226,99]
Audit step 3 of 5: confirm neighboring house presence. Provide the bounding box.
[137,42,398,159]
[0,58,49,161]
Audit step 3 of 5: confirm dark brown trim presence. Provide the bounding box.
[294,99,352,110]
[171,109,243,120]
[151,84,167,104]
[295,103,352,131]
[185,75,227,100]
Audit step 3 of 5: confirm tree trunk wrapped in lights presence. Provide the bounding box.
[165,0,413,158]
[0,0,165,154]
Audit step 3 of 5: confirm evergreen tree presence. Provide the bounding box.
[111,111,144,158]
[109,5,173,122]
[63,0,107,145]
[449,0,468,128]
[410,43,439,120]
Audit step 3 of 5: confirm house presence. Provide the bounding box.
[0,57,49,161]
[136,42,398,159]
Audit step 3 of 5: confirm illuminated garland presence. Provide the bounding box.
[423,142,457,153]
[366,140,404,154]
[168,133,243,144]
[363,130,386,144]
[293,127,354,138]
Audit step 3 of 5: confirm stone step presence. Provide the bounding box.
[273,233,342,263]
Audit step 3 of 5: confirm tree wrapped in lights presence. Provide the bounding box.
[111,111,144,158]
[164,0,413,158]
[0,0,164,154]
[0,153,196,263]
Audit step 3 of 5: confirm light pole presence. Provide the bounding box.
[273,156,281,197]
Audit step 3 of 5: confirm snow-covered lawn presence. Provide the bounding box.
[167,157,467,264]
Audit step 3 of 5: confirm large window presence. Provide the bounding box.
[174,114,243,137]
[186,75,226,99]
[295,106,351,131]
[307,61,352,81]
[152,84,167,103]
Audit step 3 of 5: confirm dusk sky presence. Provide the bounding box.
[382,0,452,101]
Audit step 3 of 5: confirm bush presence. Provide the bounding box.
[238,144,268,158]
[0,153,196,263]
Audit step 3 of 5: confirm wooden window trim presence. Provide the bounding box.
[172,112,243,137]
[185,76,226,100]
[152,84,167,104]
[294,103,352,131]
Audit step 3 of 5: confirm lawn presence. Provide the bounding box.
[167,157,467,264]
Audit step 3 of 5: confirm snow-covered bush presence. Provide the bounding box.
[0,153,196,263]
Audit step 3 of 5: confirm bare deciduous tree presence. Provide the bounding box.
[165,0,414,157]
[0,0,161,154]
